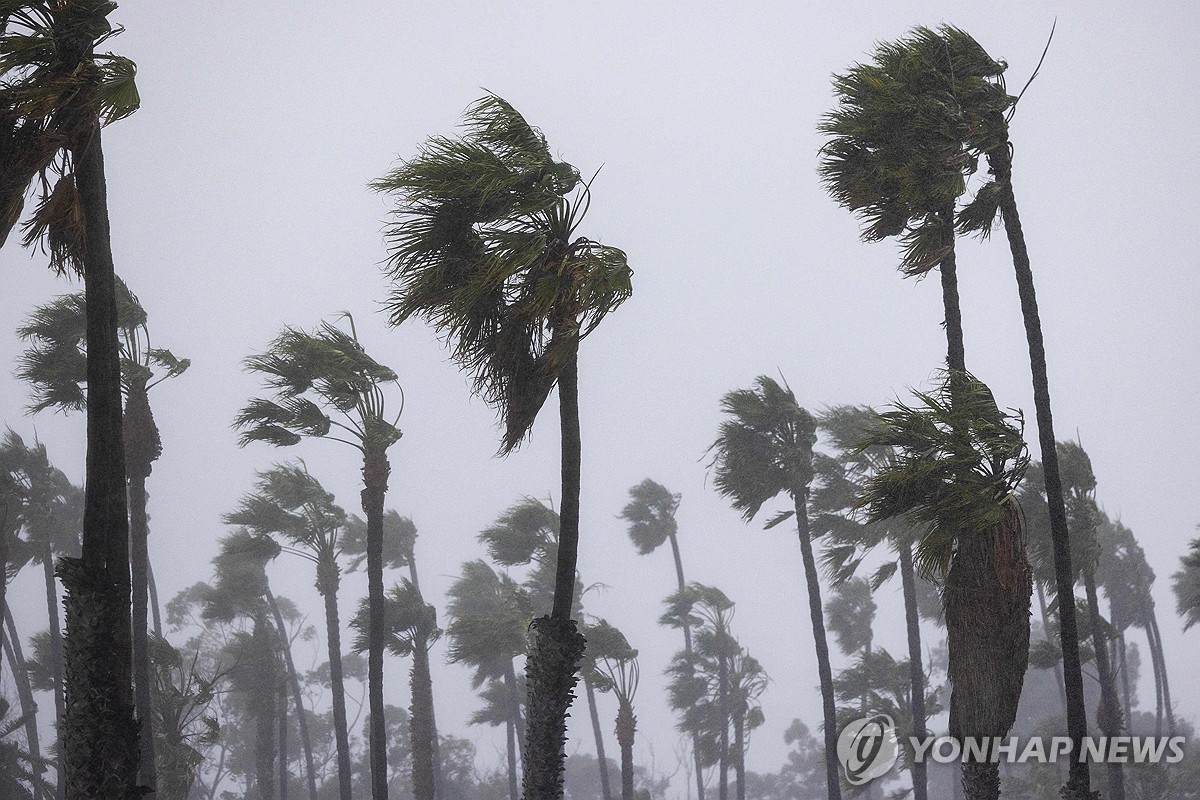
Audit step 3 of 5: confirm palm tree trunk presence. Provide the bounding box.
[1082,570,1124,799]
[41,543,67,800]
[937,208,966,374]
[584,674,613,800]
[410,642,437,800]
[1146,608,1174,736]
[792,493,841,800]
[523,347,587,800]
[506,718,519,800]
[989,146,1093,799]
[1035,581,1068,713]
[267,589,317,800]
[278,660,289,800]
[505,660,526,763]
[732,709,745,800]
[361,447,391,800]
[0,503,8,686]
[4,608,45,798]
[407,558,443,795]
[128,471,156,795]
[1117,634,1133,730]
[717,649,729,800]
[615,702,636,800]
[147,561,162,638]
[251,617,279,800]
[318,566,353,800]
[667,533,706,800]
[898,540,928,800]
[68,119,139,800]
[1147,618,1163,737]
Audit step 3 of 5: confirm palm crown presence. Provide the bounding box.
[373,94,632,452]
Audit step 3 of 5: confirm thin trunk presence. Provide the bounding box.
[1082,570,1124,799]
[319,568,353,800]
[128,472,156,796]
[361,447,391,800]
[42,543,66,800]
[505,660,527,762]
[1117,634,1133,730]
[147,562,162,638]
[793,493,841,800]
[278,659,288,800]
[1148,618,1163,737]
[615,701,636,800]
[938,207,966,374]
[717,646,728,800]
[410,643,437,800]
[1035,581,1068,713]
[407,558,443,795]
[0,499,8,686]
[523,348,587,800]
[1147,608,1175,736]
[251,617,278,800]
[667,533,705,800]
[898,540,927,800]
[584,675,613,800]
[505,718,519,800]
[990,146,1093,798]
[267,590,318,800]
[4,609,45,798]
[732,710,745,800]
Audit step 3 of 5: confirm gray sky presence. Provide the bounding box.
[2,0,1197,786]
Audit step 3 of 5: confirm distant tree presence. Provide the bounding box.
[708,376,838,800]
[146,633,223,800]
[856,372,1032,800]
[584,620,638,800]
[1,4,143,793]
[374,94,632,799]
[224,464,351,800]
[1173,534,1200,632]
[236,315,402,800]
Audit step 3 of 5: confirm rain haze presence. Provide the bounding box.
[1,2,1198,797]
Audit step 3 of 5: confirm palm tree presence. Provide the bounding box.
[619,479,707,800]
[812,405,931,800]
[855,372,1032,800]
[224,464,353,800]
[373,94,632,799]
[590,625,638,800]
[236,316,402,800]
[708,376,839,800]
[1,5,142,793]
[351,580,440,800]
[1172,533,1200,631]
[0,431,81,798]
[17,277,189,793]
[445,560,530,800]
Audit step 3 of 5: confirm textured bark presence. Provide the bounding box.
[897,541,927,800]
[614,702,635,800]
[410,643,436,800]
[318,562,353,800]
[406,557,442,796]
[551,349,581,622]
[584,675,613,800]
[267,590,318,800]
[521,616,585,800]
[989,146,1096,799]
[361,447,391,800]
[42,542,67,800]
[249,618,278,800]
[4,608,46,798]
[944,501,1031,800]
[128,472,155,796]
[937,206,966,374]
[793,493,841,800]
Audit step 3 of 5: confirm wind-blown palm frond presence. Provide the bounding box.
[351,580,440,657]
[855,371,1029,579]
[478,496,558,567]
[445,560,530,685]
[373,93,631,452]
[223,463,346,569]
[620,478,680,555]
[1173,537,1200,632]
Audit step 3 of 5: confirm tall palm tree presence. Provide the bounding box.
[590,624,638,800]
[373,94,632,799]
[856,372,1032,800]
[619,479,706,800]
[236,316,402,800]
[708,376,840,800]
[0,431,82,798]
[445,560,530,800]
[1,4,142,795]
[351,580,440,800]
[933,27,1098,797]
[17,277,189,794]
[812,405,931,800]
[224,464,353,800]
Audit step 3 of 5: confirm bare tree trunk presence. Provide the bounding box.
[361,447,391,800]
[4,608,46,799]
[267,590,318,800]
[615,701,636,800]
[128,471,156,796]
[584,674,613,800]
[898,540,928,800]
[668,533,705,800]
[1083,570,1124,800]
[42,543,67,800]
[318,563,353,800]
[505,718,519,800]
[1147,608,1175,736]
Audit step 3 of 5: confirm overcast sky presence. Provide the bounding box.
[2,1,1197,785]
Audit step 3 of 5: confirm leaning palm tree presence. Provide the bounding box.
[708,376,840,800]
[856,372,1032,800]
[17,277,188,793]
[619,479,706,800]
[223,464,353,800]
[374,94,632,800]
[351,580,440,800]
[590,624,638,800]
[235,315,402,800]
[2,4,142,795]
